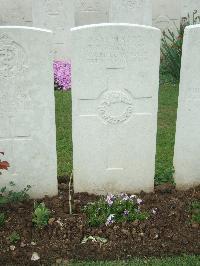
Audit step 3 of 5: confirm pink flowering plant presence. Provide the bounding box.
[53,61,71,91]
[83,193,149,227]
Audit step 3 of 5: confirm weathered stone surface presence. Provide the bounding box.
[0,0,32,26]
[174,25,200,190]
[71,23,160,194]
[75,0,110,26]
[32,0,74,60]
[152,0,181,33]
[181,0,200,18]
[110,0,152,25]
[0,26,57,198]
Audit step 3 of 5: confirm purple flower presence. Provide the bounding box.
[123,209,129,216]
[105,214,115,226]
[122,195,129,201]
[105,194,115,206]
[53,60,71,90]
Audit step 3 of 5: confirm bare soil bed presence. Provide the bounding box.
[0,177,199,266]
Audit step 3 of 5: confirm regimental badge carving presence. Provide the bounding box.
[98,90,134,124]
[0,34,28,79]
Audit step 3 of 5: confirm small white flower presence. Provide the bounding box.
[105,214,115,226]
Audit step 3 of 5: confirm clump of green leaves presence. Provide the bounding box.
[160,10,200,84]
[191,201,200,224]
[32,202,51,229]
[0,213,5,227]
[83,193,149,227]
[0,182,31,205]
[8,231,20,244]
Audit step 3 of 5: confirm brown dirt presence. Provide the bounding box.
[0,178,199,265]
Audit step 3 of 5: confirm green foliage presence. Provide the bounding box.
[0,182,31,205]
[0,213,5,227]
[160,27,183,83]
[68,255,200,265]
[160,11,200,84]
[32,202,51,229]
[8,231,20,244]
[83,194,149,227]
[155,84,179,185]
[155,168,175,186]
[191,201,200,224]
[55,91,73,177]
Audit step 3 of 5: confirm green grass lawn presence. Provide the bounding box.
[55,83,179,185]
[69,255,200,265]
[55,91,72,177]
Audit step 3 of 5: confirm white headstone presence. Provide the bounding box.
[71,23,160,194]
[0,0,32,26]
[110,0,152,25]
[181,0,200,19]
[75,0,110,26]
[0,26,57,198]
[32,0,74,60]
[152,0,181,33]
[174,25,200,190]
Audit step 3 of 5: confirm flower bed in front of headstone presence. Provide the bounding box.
[0,173,199,265]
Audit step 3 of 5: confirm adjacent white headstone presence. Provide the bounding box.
[181,0,200,19]
[110,0,152,25]
[152,0,181,33]
[174,25,200,190]
[0,26,57,198]
[75,0,110,26]
[32,0,74,60]
[71,23,160,194]
[0,0,32,26]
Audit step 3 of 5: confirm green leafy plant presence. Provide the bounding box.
[0,182,31,205]
[160,10,200,84]
[32,202,51,229]
[0,213,5,227]
[83,193,149,227]
[191,201,200,224]
[8,231,20,244]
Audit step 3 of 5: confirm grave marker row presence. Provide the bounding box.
[1,0,200,60]
[0,16,200,199]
